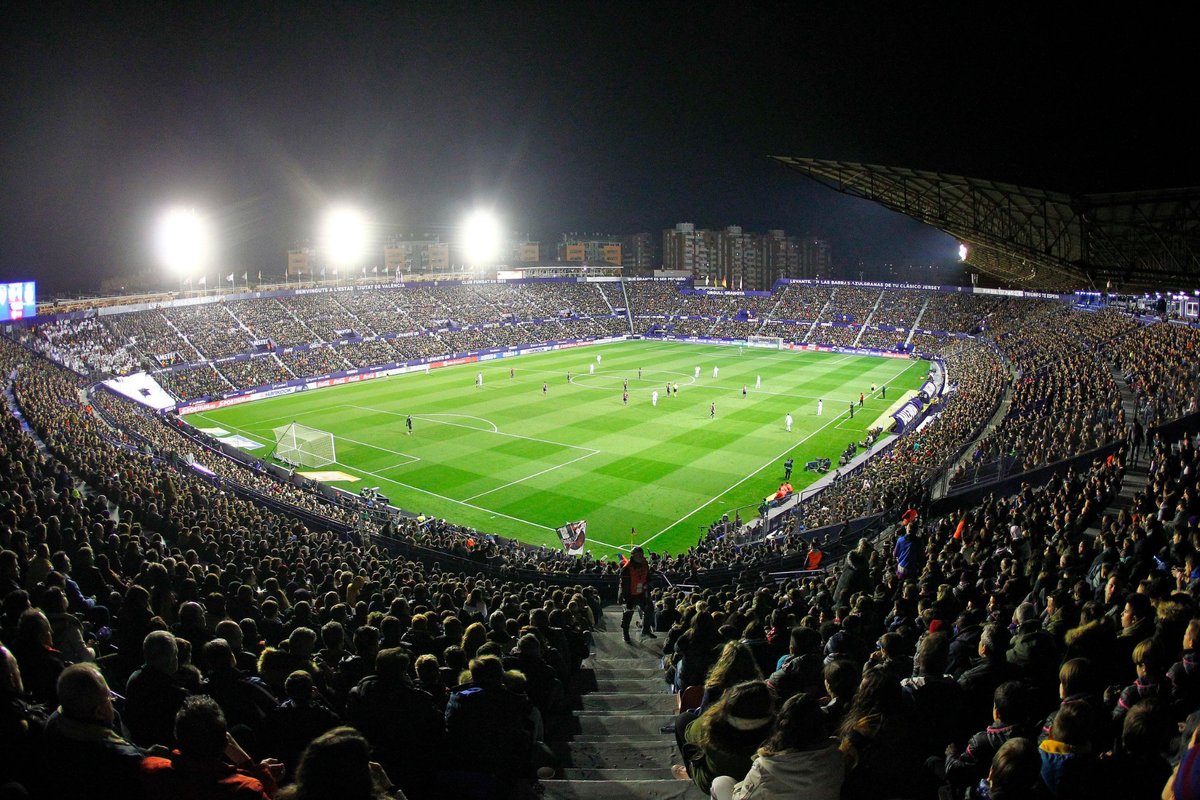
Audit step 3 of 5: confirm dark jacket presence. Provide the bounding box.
[348,674,445,787]
[41,710,148,800]
[444,681,533,781]
[124,665,190,748]
[262,699,341,777]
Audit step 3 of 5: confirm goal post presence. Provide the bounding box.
[746,335,783,350]
[271,422,336,468]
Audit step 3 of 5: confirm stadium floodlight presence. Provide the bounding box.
[460,208,503,266]
[958,243,969,262]
[156,207,213,276]
[319,205,369,268]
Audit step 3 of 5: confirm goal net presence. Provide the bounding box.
[272,422,336,468]
[746,335,783,350]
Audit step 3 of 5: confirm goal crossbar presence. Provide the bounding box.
[272,422,336,468]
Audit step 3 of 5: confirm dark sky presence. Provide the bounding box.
[2,3,1192,294]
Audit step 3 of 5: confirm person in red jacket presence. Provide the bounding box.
[141,695,282,799]
[619,546,656,643]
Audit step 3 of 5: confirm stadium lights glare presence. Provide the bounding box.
[156,207,214,276]
[319,206,370,268]
[958,243,969,262]
[461,209,503,266]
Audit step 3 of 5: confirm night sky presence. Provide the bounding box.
[2,4,1192,294]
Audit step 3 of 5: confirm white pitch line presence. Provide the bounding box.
[462,449,601,502]
[342,404,597,455]
[637,358,922,549]
[218,418,423,466]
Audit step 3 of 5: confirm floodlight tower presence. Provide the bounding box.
[460,209,503,270]
[319,205,370,280]
[156,206,214,291]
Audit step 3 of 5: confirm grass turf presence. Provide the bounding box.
[190,340,926,557]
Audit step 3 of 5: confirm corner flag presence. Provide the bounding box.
[556,520,587,555]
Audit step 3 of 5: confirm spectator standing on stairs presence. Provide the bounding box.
[618,546,656,642]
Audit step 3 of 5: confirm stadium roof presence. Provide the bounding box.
[772,157,1200,292]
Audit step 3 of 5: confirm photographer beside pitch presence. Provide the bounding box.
[618,546,657,642]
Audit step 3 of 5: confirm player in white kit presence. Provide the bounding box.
[651,390,659,406]
[817,399,823,416]
[785,413,793,432]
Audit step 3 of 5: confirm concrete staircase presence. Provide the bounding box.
[541,608,705,800]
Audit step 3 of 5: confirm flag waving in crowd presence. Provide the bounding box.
[556,519,587,555]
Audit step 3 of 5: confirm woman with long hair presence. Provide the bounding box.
[276,727,397,800]
[710,693,844,800]
[672,680,776,794]
[838,669,922,800]
[460,621,487,659]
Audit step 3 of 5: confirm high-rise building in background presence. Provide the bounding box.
[557,235,622,266]
[509,240,540,263]
[662,223,717,284]
[801,238,832,279]
[663,224,827,289]
[619,232,658,276]
[384,238,450,275]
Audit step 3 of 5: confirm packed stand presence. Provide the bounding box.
[163,304,254,360]
[0,335,604,800]
[156,363,232,402]
[965,308,1123,474]
[767,283,835,322]
[821,286,882,325]
[26,317,139,376]
[650,434,1200,800]
[278,346,351,379]
[216,355,295,390]
[230,298,318,349]
[1108,321,1200,427]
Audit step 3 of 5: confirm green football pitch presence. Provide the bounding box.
[190,340,927,557]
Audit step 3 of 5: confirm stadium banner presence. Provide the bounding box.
[891,397,925,434]
[556,520,587,555]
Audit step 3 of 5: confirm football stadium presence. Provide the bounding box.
[5,8,1200,800]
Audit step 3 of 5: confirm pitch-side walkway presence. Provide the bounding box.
[540,607,705,799]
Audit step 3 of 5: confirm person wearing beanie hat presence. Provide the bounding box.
[672,680,776,794]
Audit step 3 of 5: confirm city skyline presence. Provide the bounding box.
[3,5,1189,294]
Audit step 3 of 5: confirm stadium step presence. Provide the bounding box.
[540,779,701,799]
[579,693,677,714]
[544,607,703,799]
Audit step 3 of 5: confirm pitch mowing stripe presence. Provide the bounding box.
[193,341,926,554]
[636,357,922,550]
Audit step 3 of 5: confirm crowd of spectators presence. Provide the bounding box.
[278,347,351,379]
[156,364,232,402]
[855,326,908,352]
[768,283,835,322]
[626,281,686,319]
[163,304,254,360]
[812,325,863,348]
[1108,321,1200,427]
[651,427,1200,800]
[873,289,931,330]
[0,335,605,799]
[339,338,403,369]
[822,286,882,325]
[277,295,357,343]
[216,356,295,391]
[4,286,1200,798]
[27,317,138,376]
[232,299,317,349]
[965,309,1124,474]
